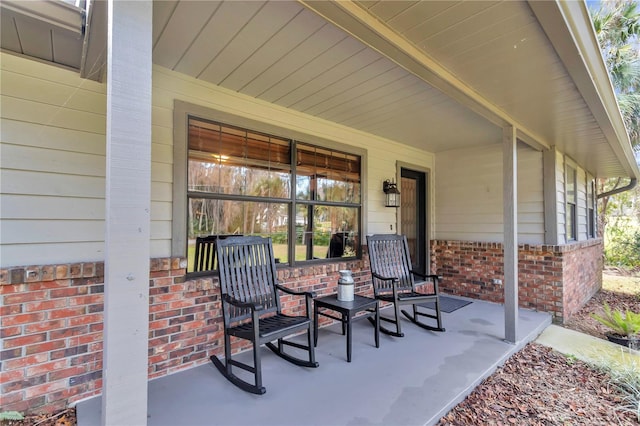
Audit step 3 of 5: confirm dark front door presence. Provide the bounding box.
[400,168,427,276]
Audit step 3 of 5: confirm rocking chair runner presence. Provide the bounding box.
[366,234,445,337]
[210,236,318,394]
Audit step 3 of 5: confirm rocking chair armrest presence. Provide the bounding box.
[275,283,315,319]
[410,271,443,281]
[222,294,264,311]
[274,283,317,299]
[409,271,442,294]
[371,271,399,283]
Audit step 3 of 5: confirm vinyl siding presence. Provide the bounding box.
[0,53,435,267]
[2,52,601,268]
[1,53,107,266]
[434,142,544,244]
[157,66,436,252]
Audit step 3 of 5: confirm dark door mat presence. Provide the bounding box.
[419,296,472,313]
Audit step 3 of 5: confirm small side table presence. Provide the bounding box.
[314,294,380,362]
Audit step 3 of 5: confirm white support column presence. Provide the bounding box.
[102,1,152,425]
[503,126,518,344]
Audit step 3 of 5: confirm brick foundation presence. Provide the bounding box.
[0,258,369,414]
[1,238,603,414]
[431,239,602,323]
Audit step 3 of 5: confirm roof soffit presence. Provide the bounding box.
[528,0,639,179]
[0,0,106,82]
[301,0,550,151]
[314,0,637,178]
[152,0,500,153]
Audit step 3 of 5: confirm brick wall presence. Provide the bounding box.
[561,242,602,320]
[0,257,369,414]
[1,239,603,414]
[431,239,603,323]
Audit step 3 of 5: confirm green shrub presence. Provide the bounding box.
[270,232,288,244]
[591,303,640,337]
[605,225,640,268]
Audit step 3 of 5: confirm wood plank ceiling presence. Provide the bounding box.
[153,0,500,154]
[354,0,622,176]
[152,0,627,177]
[0,0,630,177]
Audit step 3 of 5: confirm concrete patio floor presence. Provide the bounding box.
[77,297,551,426]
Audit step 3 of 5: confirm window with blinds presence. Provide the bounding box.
[185,117,361,272]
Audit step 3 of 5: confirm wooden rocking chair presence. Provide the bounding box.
[210,236,318,394]
[193,235,218,272]
[366,234,445,337]
[193,234,238,272]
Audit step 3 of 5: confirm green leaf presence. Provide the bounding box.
[0,411,25,421]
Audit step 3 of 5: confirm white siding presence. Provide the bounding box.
[434,142,544,244]
[155,66,434,247]
[1,53,107,266]
[0,53,435,267]
[1,52,601,268]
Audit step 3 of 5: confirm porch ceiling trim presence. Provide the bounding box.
[528,0,640,180]
[1,0,83,35]
[299,0,550,152]
[80,0,107,82]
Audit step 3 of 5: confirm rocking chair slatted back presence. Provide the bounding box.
[216,236,279,323]
[367,234,415,296]
[194,234,239,272]
[194,235,217,272]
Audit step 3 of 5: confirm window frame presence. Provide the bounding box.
[173,101,366,274]
[565,163,577,242]
[587,176,596,238]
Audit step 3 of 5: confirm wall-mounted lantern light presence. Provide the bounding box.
[383,179,400,208]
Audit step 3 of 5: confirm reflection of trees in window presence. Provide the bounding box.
[295,143,360,260]
[186,117,361,271]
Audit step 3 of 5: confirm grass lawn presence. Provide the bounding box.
[602,271,640,296]
[186,242,330,271]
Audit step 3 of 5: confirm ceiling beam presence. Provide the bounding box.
[299,0,551,152]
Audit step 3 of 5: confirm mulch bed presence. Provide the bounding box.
[439,274,639,426]
[437,343,638,425]
[1,408,75,426]
[565,290,640,341]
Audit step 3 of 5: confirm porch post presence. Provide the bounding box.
[503,125,518,343]
[102,1,152,425]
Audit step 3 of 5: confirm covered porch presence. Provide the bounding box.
[77,299,551,425]
[1,0,637,422]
